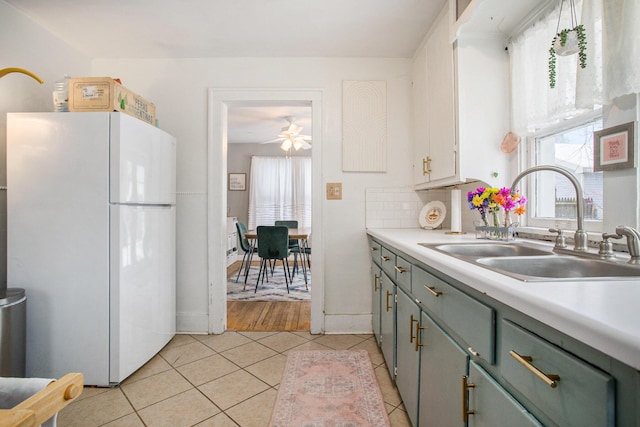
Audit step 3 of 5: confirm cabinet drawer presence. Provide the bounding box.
[501,320,614,427]
[380,246,396,279]
[412,265,448,318]
[394,254,412,292]
[412,265,495,363]
[369,239,382,267]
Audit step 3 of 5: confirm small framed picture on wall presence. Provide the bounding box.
[594,121,636,171]
[228,173,246,191]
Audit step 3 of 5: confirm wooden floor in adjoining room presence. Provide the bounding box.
[226,259,311,332]
[227,301,311,331]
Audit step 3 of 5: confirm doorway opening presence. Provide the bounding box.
[207,89,324,335]
[226,102,312,331]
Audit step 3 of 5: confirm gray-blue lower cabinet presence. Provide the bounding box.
[371,263,382,346]
[412,264,495,363]
[368,235,640,426]
[395,286,421,427]
[380,271,395,380]
[371,239,540,426]
[466,361,543,427]
[419,311,469,427]
[500,320,614,427]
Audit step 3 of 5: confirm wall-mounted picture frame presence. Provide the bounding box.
[594,121,636,171]
[228,173,246,191]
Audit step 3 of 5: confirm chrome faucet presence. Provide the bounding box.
[511,165,588,252]
[615,226,640,263]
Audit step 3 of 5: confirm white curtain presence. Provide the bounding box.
[602,0,640,100]
[510,0,602,133]
[247,156,312,230]
[511,0,640,133]
[575,0,603,108]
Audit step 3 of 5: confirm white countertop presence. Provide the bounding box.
[367,228,640,370]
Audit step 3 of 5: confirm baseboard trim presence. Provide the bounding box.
[323,314,372,334]
[177,313,209,334]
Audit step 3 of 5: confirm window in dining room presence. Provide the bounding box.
[247,156,312,230]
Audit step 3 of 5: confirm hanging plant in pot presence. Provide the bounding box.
[548,0,587,88]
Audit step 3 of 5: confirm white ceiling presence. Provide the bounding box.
[227,103,312,144]
[7,0,446,144]
[7,0,446,59]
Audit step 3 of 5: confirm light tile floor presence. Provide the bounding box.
[58,332,412,427]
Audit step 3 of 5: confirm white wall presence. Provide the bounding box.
[602,94,640,232]
[1,1,91,290]
[91,57,415,333]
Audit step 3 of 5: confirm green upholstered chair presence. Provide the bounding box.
[255,225,291,293]
[275,220,300,276]
[291,244,311,273]
[235,221,257,287]
[274,220,299,249]
[290,236,310,284]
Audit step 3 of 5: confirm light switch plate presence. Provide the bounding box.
[326,182,342,200]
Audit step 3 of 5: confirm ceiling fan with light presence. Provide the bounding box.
[262,116,312,151]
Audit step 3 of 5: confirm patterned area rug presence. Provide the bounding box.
[227,264,311,301]
[269,350,391,427]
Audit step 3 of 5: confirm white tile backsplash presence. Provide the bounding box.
[365,181,493,231]
[366,187,447,229]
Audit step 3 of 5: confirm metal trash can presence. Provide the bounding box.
[0,288,26,377]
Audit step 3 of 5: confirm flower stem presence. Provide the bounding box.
[492,211,500,228]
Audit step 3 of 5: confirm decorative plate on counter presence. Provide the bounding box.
[419,201,446,229]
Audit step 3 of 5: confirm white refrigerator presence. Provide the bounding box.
[7,112,176,386]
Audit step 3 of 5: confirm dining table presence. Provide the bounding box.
[244,228,311,285]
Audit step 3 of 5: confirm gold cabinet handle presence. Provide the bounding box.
[424,285,443,297]
[394,265,407,274]
[373,274,380,291]
[409,314,418,343]
[409,314,424,351]
[385,291,392,312]
[370,246,378,251]
[381,255,390,262]
[415,323,425,352]
[423,156,432,175]
[509,350,560,388]
[462,375,475,423]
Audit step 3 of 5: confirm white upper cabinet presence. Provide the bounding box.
[412,5,456,186]
[454,32,511,188]
[413,0,545,189]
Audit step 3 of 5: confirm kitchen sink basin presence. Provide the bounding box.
[422,242,553,258]
[420,242,640,281]
[477,256,640,281]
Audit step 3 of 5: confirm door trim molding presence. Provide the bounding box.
[207,88,325,334]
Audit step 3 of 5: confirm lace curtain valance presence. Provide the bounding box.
[510,0,639,133]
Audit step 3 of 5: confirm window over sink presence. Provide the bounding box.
[525,117,603,232]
